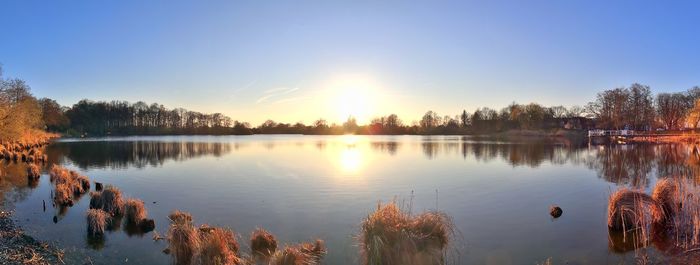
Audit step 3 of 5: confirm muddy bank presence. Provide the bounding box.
[0,210,63,265]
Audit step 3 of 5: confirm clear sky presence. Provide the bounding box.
[1,0,700,125]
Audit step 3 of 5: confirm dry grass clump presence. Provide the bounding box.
[124,198,147,224]
[360,202,453,265]
[74,175,90,193]
[89,191,103,210]
[166,210,247,265]
[87,209,109,237]
[169,210,193,226]
[89,186,125,217]
[48,165,91,203]
[199,227,244,265]
[98,185,124,216]
[664,178,700,249]
[607,189,664,231]
[251,228,278,257]
[167,210,201,265]
[652,178,681,220]
[54,183,73,207]
[2,149,10,160]
[268,240,326,265]
[26,164,40,179]
[608,178,700,254]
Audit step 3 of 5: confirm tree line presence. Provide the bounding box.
[586,83,700,131]
[5,64,700,139]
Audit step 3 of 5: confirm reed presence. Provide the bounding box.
[89,191,103,210]
[87,209,108,236]
[607,189,664,231]
[269,240,326,265]
[359,202,453,265]
[53,183,73,207]
[169,210,194,226]
[26,164,40,179]
[198,227,244,265]
[652,178,681,220]
[124,198,147,224]
[166,210,201,265]
[100,185,125,216]
[608,178,700,254]
[251,228,278,257]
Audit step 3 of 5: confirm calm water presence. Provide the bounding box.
[1,135,698,264]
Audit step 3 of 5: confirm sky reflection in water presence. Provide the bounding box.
[1,135,700,264]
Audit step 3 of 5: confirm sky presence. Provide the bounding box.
[1,0,700,125]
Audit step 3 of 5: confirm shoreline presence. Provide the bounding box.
[0,210,63,265]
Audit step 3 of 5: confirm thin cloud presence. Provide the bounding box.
[273,96,310,104]
[231,80,257,96]
[256,87,300,104]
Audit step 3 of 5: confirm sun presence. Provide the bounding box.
[338,88,371,123]
[325,74,381,124]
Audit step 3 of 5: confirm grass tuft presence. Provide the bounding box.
[359,202,454,265]
[251,228,278,257]
[86,209,108,237]
[124,198,147,224]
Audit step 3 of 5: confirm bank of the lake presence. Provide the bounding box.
[0,210,62,265]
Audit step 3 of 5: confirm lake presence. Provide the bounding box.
[1,135,697,264]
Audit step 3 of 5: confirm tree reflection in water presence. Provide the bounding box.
[46,141,233,170]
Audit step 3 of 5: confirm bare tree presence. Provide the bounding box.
[656,92,690,130]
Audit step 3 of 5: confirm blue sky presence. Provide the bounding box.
[1,1,700,124]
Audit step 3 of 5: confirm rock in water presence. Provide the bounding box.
[550,205,563,218]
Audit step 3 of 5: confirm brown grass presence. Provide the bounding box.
[607,189,665,231]
[26,164,40,179]
[269,240,326,265]
[652,178,681,220]
[165,210,247,265]
[166,210,201,265]
[53,183,72,207]
[169,210,193,226]
[75,175,90,193]
[662,178,700,250]
[87,209,108,236]
[100,186,124,216]
[89,191,103,210]
[608,179,700,254]
[199,227,244,265]
[48,165,91,199]
[124,198,147,224]
[251,228,278,257]
[359,202,453,265]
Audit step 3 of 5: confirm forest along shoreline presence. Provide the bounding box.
[0,133,63,265]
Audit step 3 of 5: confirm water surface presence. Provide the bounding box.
[1,135,697,264]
